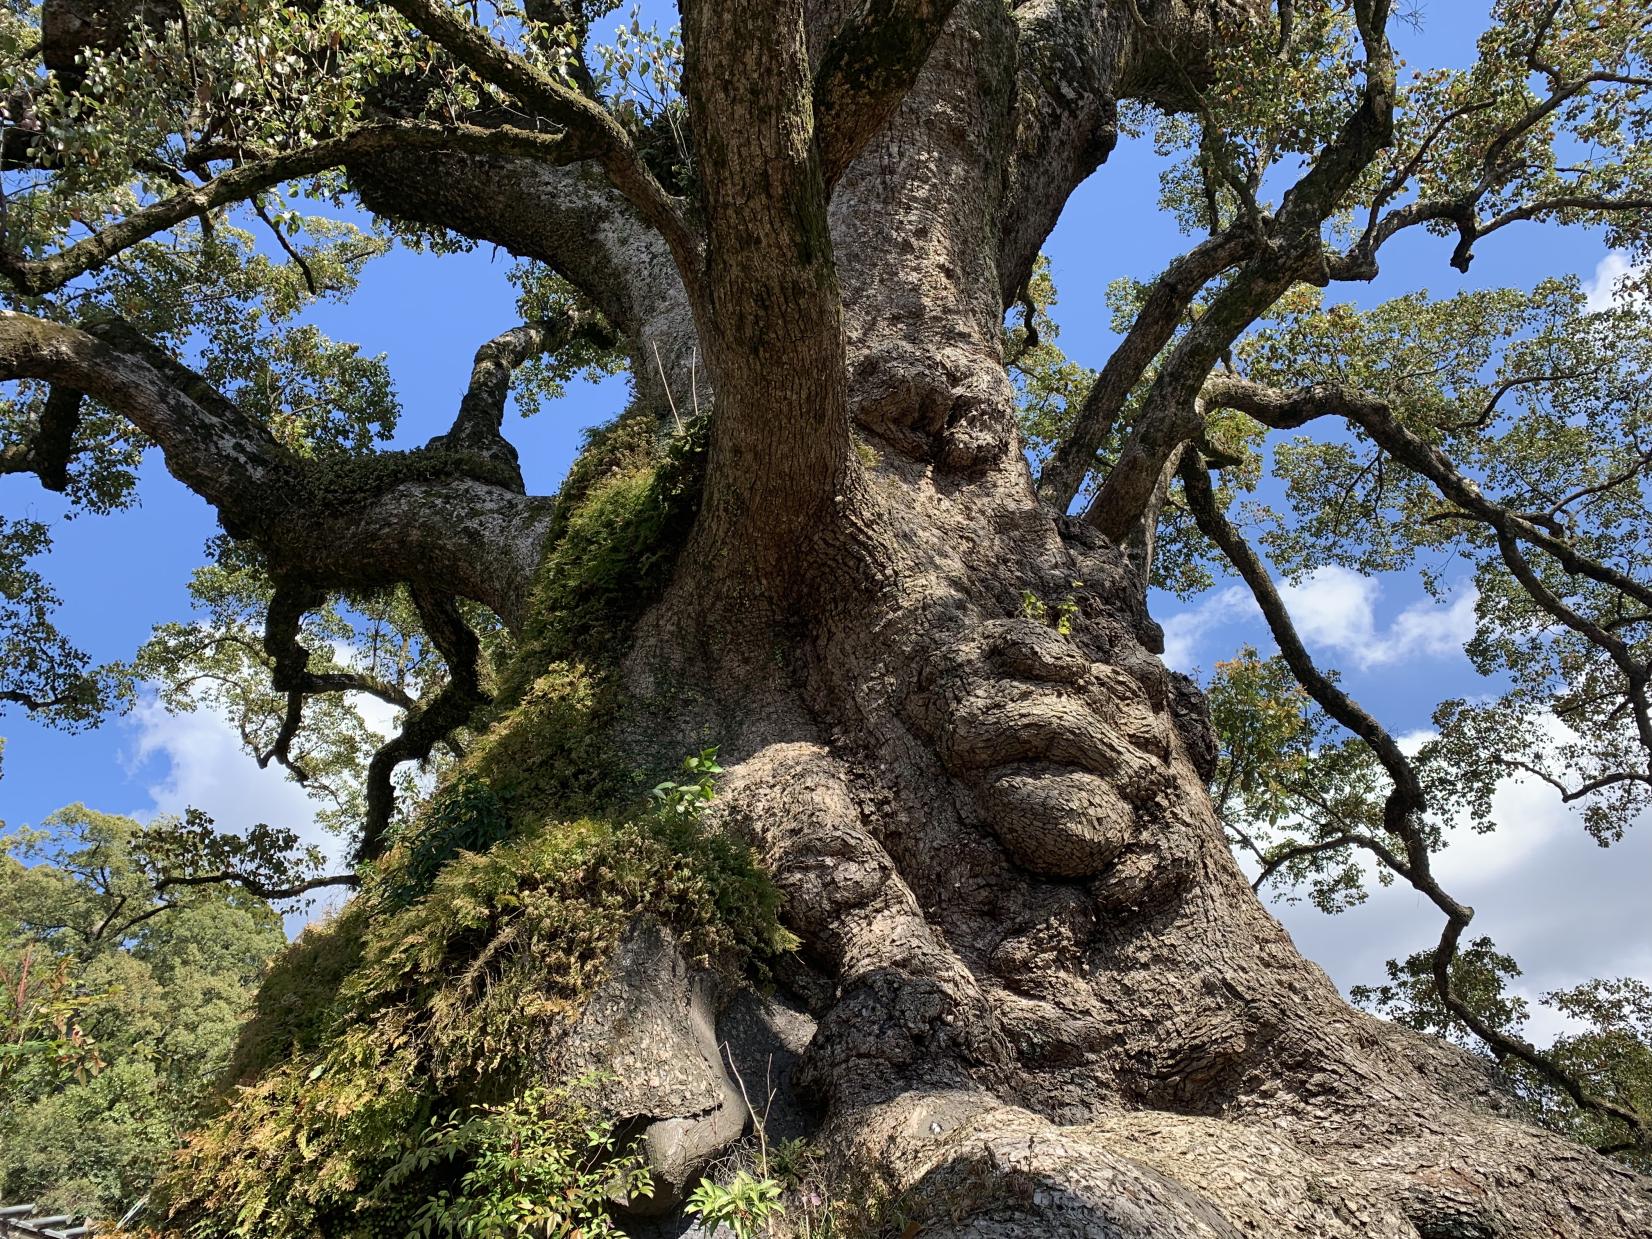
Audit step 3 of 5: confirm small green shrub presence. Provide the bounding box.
[685,1170,785,1239]
[381,1084,652,1239]
[372,776,512,911]
[650,747,723,817]
[1019,580,1083,636]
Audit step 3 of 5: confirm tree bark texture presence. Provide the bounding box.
[560,5,1652,1234]
[25,0,1652,1232]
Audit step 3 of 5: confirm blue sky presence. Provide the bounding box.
[1,2,1646,1034]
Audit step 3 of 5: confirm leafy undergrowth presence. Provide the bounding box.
[153,789,795,1239]
[141,414,788,1238]
[498,409,708,706]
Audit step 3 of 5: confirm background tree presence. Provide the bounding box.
[0,808,287,1218]
[0,0,1650,1234]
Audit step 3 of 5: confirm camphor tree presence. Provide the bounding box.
[2,0,1652,1233]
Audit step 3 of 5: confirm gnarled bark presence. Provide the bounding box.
[12,0,1650,1232]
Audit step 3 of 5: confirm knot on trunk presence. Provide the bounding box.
[910,618,1193,903]
[849,345,1016,470]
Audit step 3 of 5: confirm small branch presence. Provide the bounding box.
[431,310,619,480]
[1204,373,1652,613]
[1251,830,1412,893]
[1181,449,1650,1147]
[0,685,94,711]
[356,587,492,862]
[152,870,360,900]
[0,122,578,297]
[250,195,319,296]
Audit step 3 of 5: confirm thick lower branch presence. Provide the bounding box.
[1181,449,1649,1149]
[0,123,580,297]
[357,587,491,862]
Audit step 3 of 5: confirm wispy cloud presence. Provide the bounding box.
[1582,250,1648,313]
[1160,585,1255,673]
[1160,568,1475,674]
[1280,565,1476,670]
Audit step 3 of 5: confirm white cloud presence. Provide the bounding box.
[1280,565,1379,652]
[1160,585,1255,672]
[125,696,351,934]
[1264,714,1652,1051]
[1280,566,1476,670]
[1582,250,1648,313]
[1159,569,1476,676]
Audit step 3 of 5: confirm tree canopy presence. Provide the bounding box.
[0,0,1650,1228]
[0,807,286,1217]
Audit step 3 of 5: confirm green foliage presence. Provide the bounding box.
[0,1058,177,1218]
[1226,277,1652,846]
[1006,256,1097,480]
[1018,582,1083,637]
[0,517,128,727]
[1352,936,1531,1049]
[715,1134,916,1239]
[506,410,709,694]
[467,660,623,827]
[1521,979,1652,1170]
[384,1084,652,1239]
[650,746,722,816]
[0,810,287,1221]
[373,776,513,911]
[349,803,796,1084]
[506,263,630,418]
[685,1170,785,1239]
[0,942,106,1091]
[157,757,795,1239]
[224,908,367,1086]
[1205,648,1422,914]
[137,807,334,903]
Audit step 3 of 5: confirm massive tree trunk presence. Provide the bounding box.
[498,6,1648,1236]
[12,0,1651,1232]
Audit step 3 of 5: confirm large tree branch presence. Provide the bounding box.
[812,0,960,191]
[1361,191,1652,274]
[152,870,360,900]
[679,0,868,590]
[0,683,97,712]
[379,0,699,274]
[0,311,293,516]
[0,310,559,623]
[1036,229,1250,510]
[0,122,579,297]
[1076,3,1395,540]
[1180,450,1649,1144]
